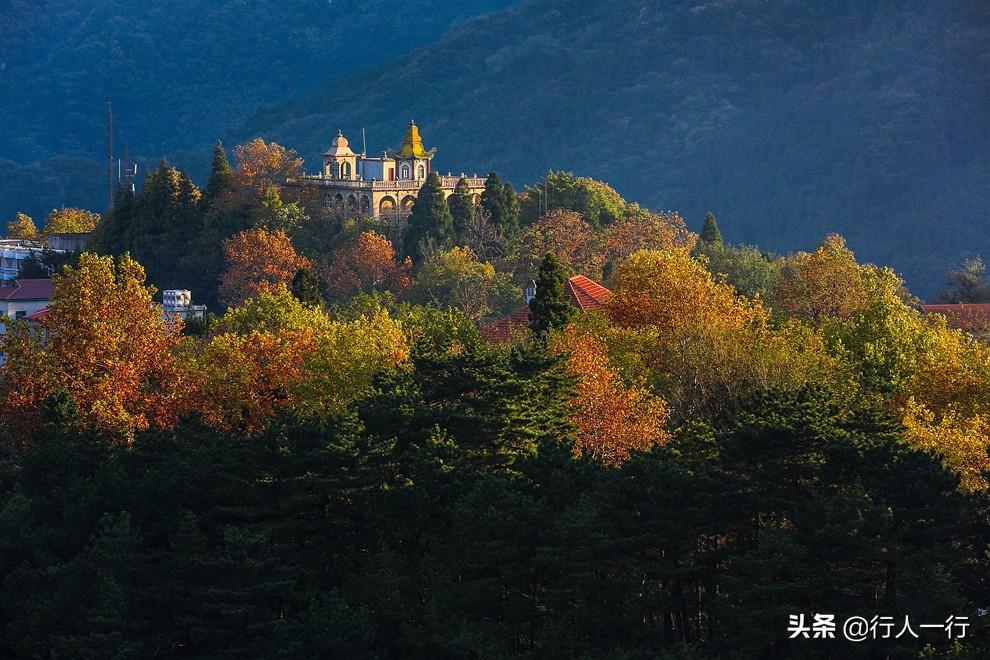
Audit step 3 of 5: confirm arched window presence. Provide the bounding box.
[416,164,425,179]
[331,162,340,179]
[401,195,416,211]
[334,194,344,207]
[361,196,371,213]
[401,164,410,179]
[347,194,357,210]
[380,196,396,214]
[342,162,351,179]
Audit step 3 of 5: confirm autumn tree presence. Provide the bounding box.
[607,248,832,420]
[529,252,573,334]
[552,323,669,465]
[219,228,311,307]
[403,172,453,260]
[321,231,412,300]
[503,210,603,282]
[602,209,693,272]
[770,234,872,326]
[6,212,38,239]
[233,138,304,194]
[43,207,101,236]
[194,289,408,431]
[0,253,188,439]
[410,246,520,322]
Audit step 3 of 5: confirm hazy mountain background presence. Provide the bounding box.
[2,0,988,297]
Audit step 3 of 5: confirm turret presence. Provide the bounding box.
[322,130,358,180]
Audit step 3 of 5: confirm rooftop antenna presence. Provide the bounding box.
[362,128,367,156]
[107,99,114,210]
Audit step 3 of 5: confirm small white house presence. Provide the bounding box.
[162,289,207,321]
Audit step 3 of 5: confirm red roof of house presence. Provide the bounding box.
[25,307,51,321]
[0,279,54,301]
[482,275,611,342]
[921,303,990,332]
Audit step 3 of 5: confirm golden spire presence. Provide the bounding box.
[396,120,435,159]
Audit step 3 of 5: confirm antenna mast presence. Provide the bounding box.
[362,127,367,156]
[107,100,114,210]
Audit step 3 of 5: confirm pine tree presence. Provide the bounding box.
[481,171,519,235]
[699,211,723,248]
[529,252,573,334]
[290,267,323,307]
[202,140,236,210]
[403,172,453,261]
[501,181,520,235]
[448,177,474,239]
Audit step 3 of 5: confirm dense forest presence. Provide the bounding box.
[2,1,988,296]
[3,138,990,656]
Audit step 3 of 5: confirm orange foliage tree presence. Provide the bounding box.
[233,138,304,193]
[219,228,311,307]
[321,231,412,300]
[603,210,695,265]
[0,253,189,439]
[552,323,670,465]
[503,210,604,281]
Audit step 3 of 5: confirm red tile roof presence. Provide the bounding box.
[25,307,51,321]
[565,274,611,311]
[0,279,54,301]
[921,303,990,332]
[482,275,611,342]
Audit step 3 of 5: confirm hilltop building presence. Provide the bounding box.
[291,121,486,218]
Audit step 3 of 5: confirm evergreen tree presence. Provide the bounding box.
[403,172,453,261]
[501,181,520,235]
[202,139,236,210]
[448,177,473,239]
[699,211,723,248]
[290,267,323,307]
[529,252,573,334]
[481,171,520,235]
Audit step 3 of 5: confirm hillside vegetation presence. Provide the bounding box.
[244,0,989,296]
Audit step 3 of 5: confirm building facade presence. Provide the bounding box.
[290,121,486,219]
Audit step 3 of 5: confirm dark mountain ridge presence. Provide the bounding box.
[243,0,989,296]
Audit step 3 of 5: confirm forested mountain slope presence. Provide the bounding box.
[0,0,515,163]
[245,0,989,296]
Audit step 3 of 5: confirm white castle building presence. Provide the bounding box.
[291,121,486,218]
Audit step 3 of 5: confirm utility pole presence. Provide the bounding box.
[107,100,114,210]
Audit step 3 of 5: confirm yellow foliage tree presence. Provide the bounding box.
[606,248,833,420]
[6,212,38,239]
[43,207,101,236]
[193,291,408,432]
[770,234,872,325]
[0,253,189,439]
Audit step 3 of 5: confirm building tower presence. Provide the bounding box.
[392,120,436,182]
[322,130,357,180]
